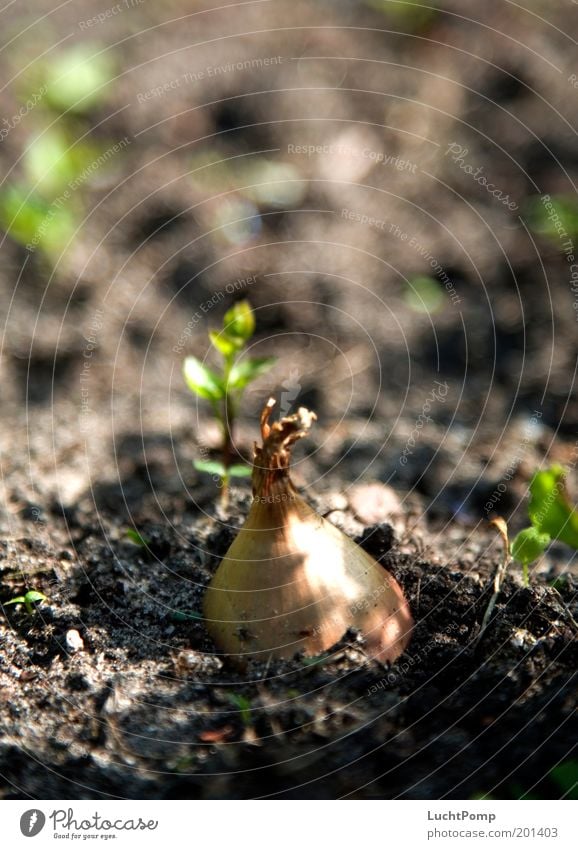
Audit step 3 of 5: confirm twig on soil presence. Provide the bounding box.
[475,518,511,647]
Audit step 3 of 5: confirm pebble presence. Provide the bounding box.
[348,483,402,525]
[65,629,85,653]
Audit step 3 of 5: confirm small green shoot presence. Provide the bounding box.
[228,693,253,727]
[24,129,102,197]
[5,590,47,616]
[525,195,578,242]
[0,45,118,265]
[183,299,275,506]
[511,527,551,586]
[405,275,445,313]
[528,465,578,548]
[125,528,149,547]
[549,760,578,800]
[42,45,114,115]
[363,0,438,32]
[0,185,76,257]
[511,465,578,584]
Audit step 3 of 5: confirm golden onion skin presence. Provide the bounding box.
[203,400,413,664]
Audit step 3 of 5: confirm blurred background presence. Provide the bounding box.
[1,0,577,523]
[0,0,577,800]
[1,0,578,525]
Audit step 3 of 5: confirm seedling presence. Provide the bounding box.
[525,194,578,242]
[511,465,578,584]
[364,0,438,32]
[0,45,116,264]
[183,299,275,506]
[0,185,76,258]
[33,44,114,116]
[228,693,253,727]
[511,527,551,585]
[404,275,444,313]
[4,590,47,616]
[124,528,149,547]
[549,760,578,800]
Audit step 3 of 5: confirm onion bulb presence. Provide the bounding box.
[203,399,413,664]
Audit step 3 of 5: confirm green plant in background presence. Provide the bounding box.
[189,152,305,247]
[124,528,150,547]
[549,760,578,800]
[183,300,275,506]
[0,44,116,263]
[525,194,578,241]
[23,128,103,197]
[363,0,438,32]
[471,760,578,800]
[4,590,47,616]
[511,527,551,586]
[39,45,114,115]
[511,465,578,584]
[404,275,445,313]
[228,693,253,727]
[0,184,76,258]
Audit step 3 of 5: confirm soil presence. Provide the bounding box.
[0,0,577,799]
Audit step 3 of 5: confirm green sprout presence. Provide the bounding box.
[363,0,438,32]
[404,275,445,314]
[183,299,275,507]
[511,527,551,586]
[40,45,114,115]
[124,528,150,547]
[549,760,578,800]
[24,128,103,197]
[0,184,76,258]
[511,465,578,584]
[228,693,253,727]
[4,590,47,616]
[0,45,117,264]
[525,195,578,243]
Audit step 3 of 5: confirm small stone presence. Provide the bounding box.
[510,628,538,650]
[65,629,85,653]
[173,650,222,677]
[349,483,402,525]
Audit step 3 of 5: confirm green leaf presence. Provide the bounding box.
[183,356,224,401]
[0,185,76,255]
[228,464,252,477]
[125,528,148,547]
[549,760,578,800]
[24,591,47,604]
[228,693,252,726]
[364,0,438,32]
[5,590,47,609]
[44,46,114,114]
[194,460,250,478]
[209,330,242,358]
[24,130,102,197]
[525,195,578,241]
[528,465,578,549]
[405,275,445,314]
[193,459,226,476]
[511,527,551,567]
[223,300,255,342]
[227,356,275,391]
[511,526,551,585]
